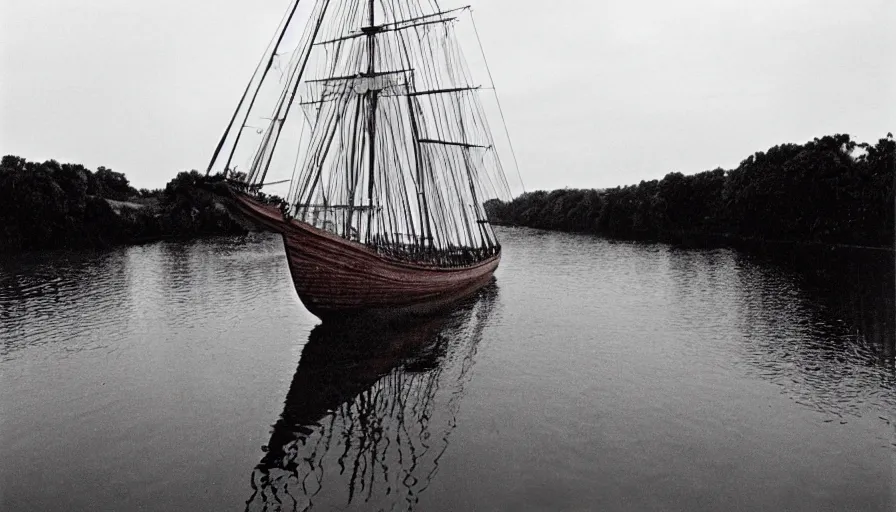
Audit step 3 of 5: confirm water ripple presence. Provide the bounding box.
[2,229,893,511]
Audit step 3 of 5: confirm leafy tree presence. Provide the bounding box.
[486,133,894,249]
[0,158,246,252]
[93,166,138,201]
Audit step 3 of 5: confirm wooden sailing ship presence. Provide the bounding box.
[205,0,517,319]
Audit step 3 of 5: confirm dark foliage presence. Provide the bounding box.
[0,157,248,252]
[486,134,895,248]
[3,133,892,252]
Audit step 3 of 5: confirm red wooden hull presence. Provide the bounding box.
[228,192,500,320]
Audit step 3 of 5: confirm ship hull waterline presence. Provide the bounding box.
[228,191,500,320]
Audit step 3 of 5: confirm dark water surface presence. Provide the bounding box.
[1,228,894,511]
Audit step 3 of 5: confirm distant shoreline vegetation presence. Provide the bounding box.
[1,133,893,253]
[485,134,895,250]
[0,157,260,253]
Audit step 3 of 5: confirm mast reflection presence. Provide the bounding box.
[247,282,498,511]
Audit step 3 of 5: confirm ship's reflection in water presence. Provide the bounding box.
[246,284,498,512]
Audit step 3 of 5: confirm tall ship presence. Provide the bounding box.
[205,0,517,319]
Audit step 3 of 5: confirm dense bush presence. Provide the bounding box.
[486,134,894,248]
[0,157,247,252]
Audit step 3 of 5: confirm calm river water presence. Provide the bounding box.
[1,228,894,511]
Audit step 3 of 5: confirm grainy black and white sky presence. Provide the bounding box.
[1,0,893,191]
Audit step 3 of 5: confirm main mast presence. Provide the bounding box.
[364,0,378,243]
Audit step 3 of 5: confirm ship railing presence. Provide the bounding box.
[369,241,500,267]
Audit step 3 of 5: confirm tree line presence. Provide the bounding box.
[2,133,892,253]
[485,134,894,249]
[0,156,248,253]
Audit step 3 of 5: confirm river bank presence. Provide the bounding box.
[0,158,268,253]
[485,133,894,251]
[3,133,893,254]
[488,222,896,254]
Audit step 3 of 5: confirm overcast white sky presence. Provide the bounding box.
[1,0,893,191]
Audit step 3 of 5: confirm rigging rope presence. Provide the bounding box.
[469,9,526,194]
[206,0,304,176]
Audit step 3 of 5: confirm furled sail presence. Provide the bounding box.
[207,1,514,265]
